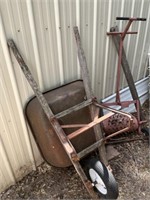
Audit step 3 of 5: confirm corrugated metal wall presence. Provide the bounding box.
[0,0,149,192]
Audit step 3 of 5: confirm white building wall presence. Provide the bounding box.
[0,0,149,192]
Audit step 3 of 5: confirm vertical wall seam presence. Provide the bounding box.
[69,1,74,79]
[125,0,135,57]
[137,2,150,79]
[102,0,112,98]
[27,0,44,90]
[75,0,80,78]
[0,96,19,169]
[61,2,68,81]
[36,1,49,87]
[91,0,98,89]
[16,0,32,98]
[121,0,135,88]
[0,13,36,169]
[54,0,64,85]
[119,0,125,30]
[113,0,124,92]
[0,136,16,183]
[45,1,56,85]
[131,0,144,76]
[1,77,25,165]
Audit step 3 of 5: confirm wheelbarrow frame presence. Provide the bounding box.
[8,27,134,198]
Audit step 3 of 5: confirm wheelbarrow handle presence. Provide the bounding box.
[7,39,54,120]
[116,17,146,21]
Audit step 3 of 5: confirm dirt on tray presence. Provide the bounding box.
[0,100,149,200]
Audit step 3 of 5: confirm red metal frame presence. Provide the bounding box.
[106,18,146,133]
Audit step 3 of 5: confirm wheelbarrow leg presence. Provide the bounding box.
[73,26,108,166]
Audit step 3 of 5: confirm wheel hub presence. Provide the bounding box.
[89,169,107,195]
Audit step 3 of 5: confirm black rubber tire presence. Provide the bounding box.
[141,127,149,136]
[85,157,119,199]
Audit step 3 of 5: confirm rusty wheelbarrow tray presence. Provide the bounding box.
[7,27,136,199]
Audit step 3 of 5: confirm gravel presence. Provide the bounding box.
[0,100,149,199]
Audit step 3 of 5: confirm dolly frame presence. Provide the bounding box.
[106,17,147,134]
[8,26,134,198]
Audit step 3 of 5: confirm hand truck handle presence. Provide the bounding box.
[116,17,146,21]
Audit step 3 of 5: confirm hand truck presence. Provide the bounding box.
[104,17,147,135]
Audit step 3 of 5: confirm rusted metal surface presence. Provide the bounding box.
[93,102,139,138]
[107,18,142,104]
[105,17,147,136]
[107,18,146,117]
[67,112,114,140]
[94,102,133,120]
[101,113,138,135]
[25,80,96,167]
[25,80,99,197]
[108,26,144,120]
[25,81,122,165]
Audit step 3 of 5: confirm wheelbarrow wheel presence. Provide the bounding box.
[85,157,119,199]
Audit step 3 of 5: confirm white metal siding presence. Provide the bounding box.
[0,0,149,192]
[102,77,149,113]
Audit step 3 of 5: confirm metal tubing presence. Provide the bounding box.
[115,18,135,103]
[102,100,137,108]
[107,31,137,35]
[121,19,134,40]
[67,112,114,140]
[116,17,146,21]
[94,102,133,119]
[110,26,144,120]
[104,127,130,140]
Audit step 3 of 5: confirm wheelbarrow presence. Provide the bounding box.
[7,27,138,199]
